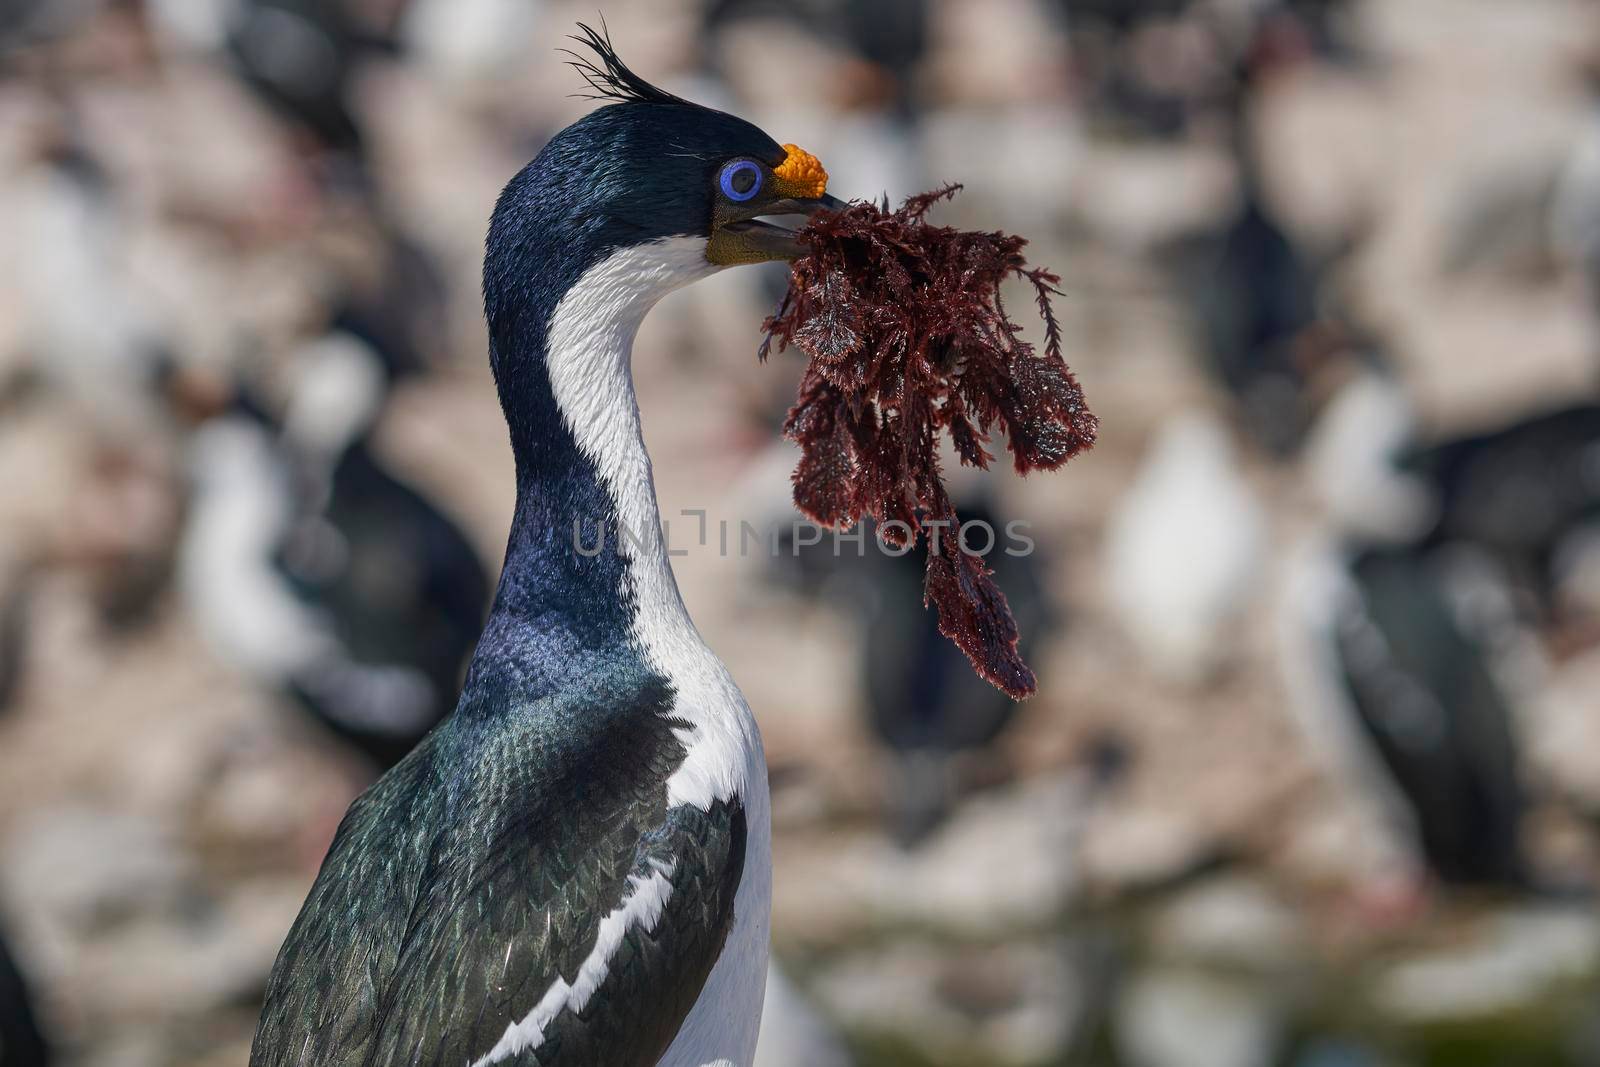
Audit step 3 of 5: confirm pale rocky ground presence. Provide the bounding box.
[2,1,1600,1065]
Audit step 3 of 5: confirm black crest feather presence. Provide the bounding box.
[562,19,691,107]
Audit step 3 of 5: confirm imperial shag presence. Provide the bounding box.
[250,27,842,1067]
[1281,369,1530,889]
[180,353,491,773]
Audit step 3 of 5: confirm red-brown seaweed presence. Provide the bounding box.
[762,186,1098,698]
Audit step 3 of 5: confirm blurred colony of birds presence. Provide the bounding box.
[2,0,1600,1065]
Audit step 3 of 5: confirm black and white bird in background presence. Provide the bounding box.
[1280,357,1548,893]
[221,0,392,162]
[1280,531,1531,890]
[180,321,490,772]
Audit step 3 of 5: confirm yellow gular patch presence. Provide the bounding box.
[774,144,827,199]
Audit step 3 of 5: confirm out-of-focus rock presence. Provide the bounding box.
[925,0,1068,107]
[1078,805,1217,896]
[1271,789,1418,896]
[1151,876,1308,972]
[1114,968,1283,1067]
[79,1028,170,1067]
[1372,906,1600,1023]
[1525,648,1600,814]
[72,907,264,1017]
[1289,1037,1387,1067]
[1069,142,1236,255]
[815,938,1087,1066]
[754,962,852,1067]
[401,0,545,93]
[881,771,1086,931]
[924,106,1083,234]
[774,772,1087,941]
[3,805,304,1051]
[1,807,188,955]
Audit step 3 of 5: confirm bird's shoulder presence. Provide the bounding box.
[250,667,749,1067]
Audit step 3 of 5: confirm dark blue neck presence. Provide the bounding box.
[460,322,643,706]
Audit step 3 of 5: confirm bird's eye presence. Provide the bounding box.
[719,160,762,202]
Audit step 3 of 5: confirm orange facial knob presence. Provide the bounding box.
[774,144,828,199]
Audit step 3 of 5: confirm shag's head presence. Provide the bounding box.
[483,24,843,465]
[554,23,838,265]
[486,26,839,320]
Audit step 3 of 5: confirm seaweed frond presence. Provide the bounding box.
[763,186,1098,698]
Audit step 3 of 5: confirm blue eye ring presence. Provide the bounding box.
[719,159,763,202]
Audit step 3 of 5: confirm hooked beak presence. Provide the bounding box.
[707,193,847,265]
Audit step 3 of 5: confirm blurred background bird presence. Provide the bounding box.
[178,349,490,773]
[0,914,50,1067]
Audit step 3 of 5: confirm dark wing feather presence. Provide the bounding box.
[250,668,746,1067]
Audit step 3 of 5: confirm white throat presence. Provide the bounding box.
[543,237,761,808]
[544,237,718,654]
